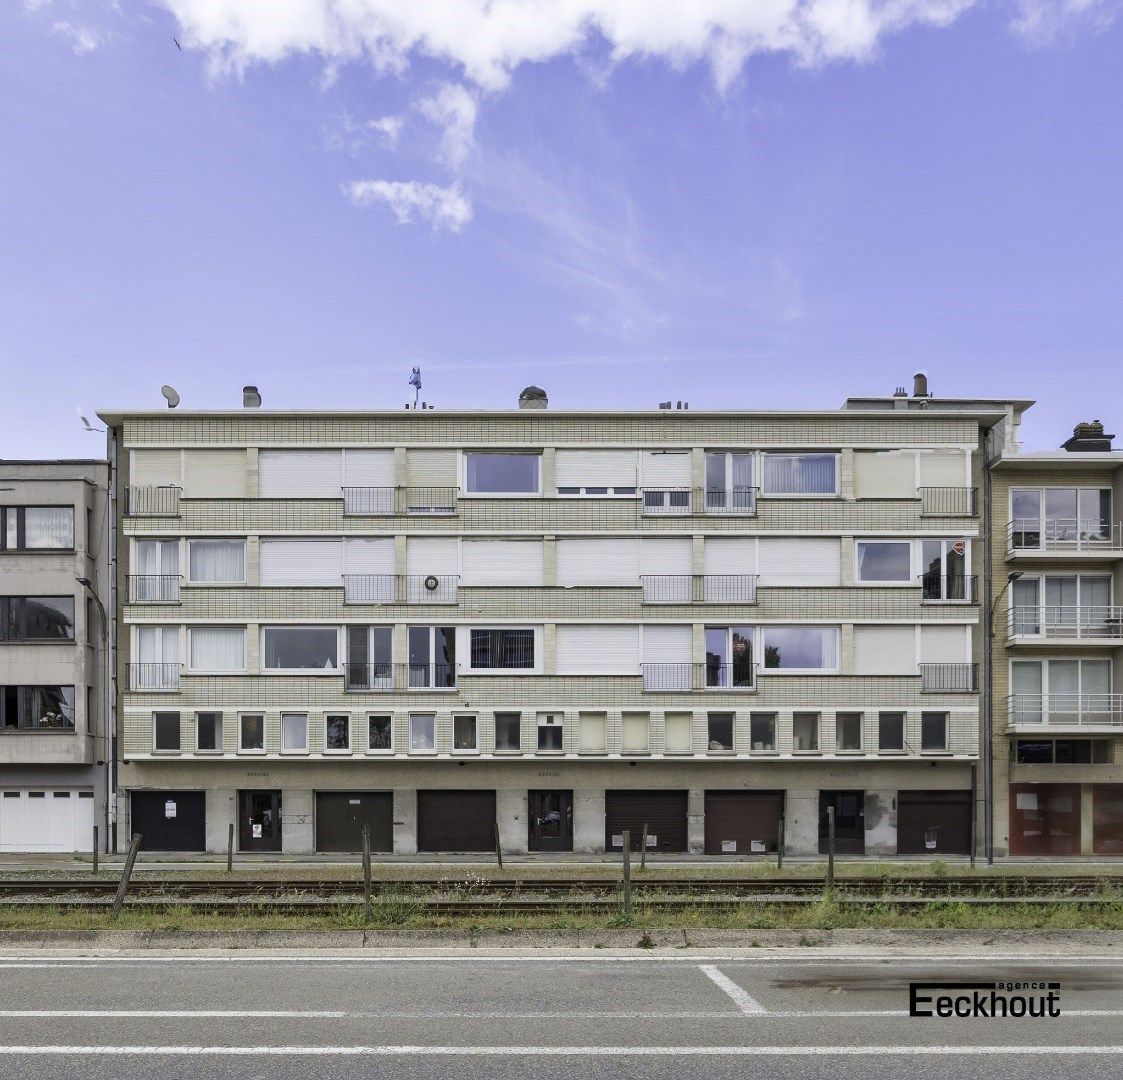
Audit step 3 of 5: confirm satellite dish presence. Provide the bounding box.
[161,385,181,409]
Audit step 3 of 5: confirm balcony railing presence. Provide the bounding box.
[342,486,458,516]
[919,487,978,517]
[129,663,180,691]
[1008,692,1123,729]
[640,487,760,516]
[342,574,459,604]
[920,574,978,604]
[1009,605,1123,640]
[919,663,978,693]
[126,485,181,517]
[641,574,759,604]
[128,575,181,603]
[344,662,457,691]
[703,487,759,515]
[1008,518,1123,554]
[641,662,755,692]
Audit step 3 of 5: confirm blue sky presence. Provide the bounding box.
[2,1,1121,459]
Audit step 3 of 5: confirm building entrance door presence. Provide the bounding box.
[239,790,282,852]
[818,791,865,854]
[528,790,572,852]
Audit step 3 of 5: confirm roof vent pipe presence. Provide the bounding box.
[1062,420,1114,452]
[913,371,929,398]
[243,386,261,409]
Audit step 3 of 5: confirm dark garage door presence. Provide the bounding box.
[605,790,688,853]
[130,790,205,852]
[897,790,972,855]
[704,791,784,855]
[316,792,393,853]
[417,790,496,852]
[1093,784,1123,855]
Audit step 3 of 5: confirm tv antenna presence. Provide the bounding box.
[408,366,422,409]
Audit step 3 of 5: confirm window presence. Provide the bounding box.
[878,712,905,751]
[1015,739,1112,764]
[921,538,971,601]
[761,626,839,672]
[408,625,456,687]
[133,540,180,600]
[153,712,180,751]
[346,625,392,689]
[453,714,477,751]
[281,712,308,752]
[465,452,540,494]
[749,713,776,751]
[470,628,535,670]
[579,711,606,752]
[708,712,734,751]
[132,626,180,689]
[188,627,245,672]
[187,539,245,583]
[239,714,265,751]
[1010,657,1112,724]
[538,712,565,752]
[1014,739,1053,764]
[1011,574,1112,636]
[325,714,350,752]
[0,686,75,731]
[836,712,863,751]
[856,541,912,583]
[410,713,435,752]
[621,712,648,753]
[367,714,392,751]
[705,452,754,510]
[0,507,74,550]
[263,626,338,671]
[793,712,820,751]
[495,711,521,751]
[196,712,222,751]
[1011,487,1111,548]
[664,711,693,753]
[921,712,948,752]
[704,627,754,687]
[0,597,75,641]
[761,454,837,495]
[557,485,636,496]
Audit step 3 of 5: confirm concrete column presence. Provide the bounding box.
[691,448,705,491]
[394,447,407,488]
[497,788,528,854]
[393,787,418,854]
[542,536,556,586]
[245,536,260,588]
[864,789,897,856]
[573,787,605,853]
[206,788,236,854]
[1080,783,1094,856]
[785,787,820,855]
[690,534,705,574]
[245,447,259,499]
[543,623,556,675]
[541,447,556,494]
[282,788,314,853]
[839,447,855,501]
[394,534,407,577]
[839,536,856,586]
[687,787,705,853]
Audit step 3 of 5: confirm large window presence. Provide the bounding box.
[325,714,350,752]
[188,539,245,583]
[761,454,838,496]
[0,507,74,550]
[705,452,754,510]
[367,714,392,751]
[1010,658,1112,724]
[410,713,436,752]
[133,540,180,600]
[761,626,840,672]
[1015,739,1113,764]
[239,714,265,752]
[346,625,393,689]
[465,453,540,494]
[0,686,76,731]
[1011,487,1111,548]
[469,628,535,670]
[704,626,754,687]
[921,538,970,601]
[0,597,74,641]
[281,712,308,752]
[196,712,222,751]
[132,626,180,689]
[856,541,912,583]
[921,711,948,752]
[153,712,180,751]
[408,625,456,687]
[878,711,905,751]
[188,627,245,672]
[263,626,339,671]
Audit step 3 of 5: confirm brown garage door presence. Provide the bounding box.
[897,790,972,855]
[130,791,206,852]
[316,792,393,853]
[1009,783,1080,856]
[417,790,496,852]
[1093,784,1123,855]
[704,791,783,855]
[605,790,688,853]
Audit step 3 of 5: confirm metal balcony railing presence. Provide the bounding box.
[919,663,978,693]
[344,662,457,691]
[342,574,459,604]
[1009,605,1123,639]
[129,663,180,691]
[342,486,458,516]
[703,487,759,515]
[919,487,978,517]
[1008,518,1123,553]
[640,487,760,516]
[641,662,755,691]
[640,487,693,515]
[126,485,181,517]
[920,574,978,604]
[1008,692,1123,728]
[128,575,181,603]
[641,574,759,604]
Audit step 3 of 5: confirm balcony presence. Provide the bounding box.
[920,487,978,517]
[642,662,755,692]
[1008,692,1123,731]
[342,574,459,604]
[641,574,759,604]
[344,662,457,691]
[128,663,180,691]
[1009,605,1123,642]
[919,663,978,693]
[128,575,181,603]
[640,487,759,517]
[342,486,458,516]
[126,485,181,517]
[1007,518,1123,557]
[921,574,978,604]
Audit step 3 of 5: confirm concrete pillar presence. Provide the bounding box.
[785,787,820,855]
[206,787,236,854]
[864,789,897,856]
[839,536,856,586]
[839,447,855,501]
[393,788,418,854]
[687,787,705,853]
[245,447,259,499]
[542,536,557,586]
[282,788,314,853]
[543,623,556,675]
[245,536,261,588]
[497,788,528,854]
[541,447,556,494]
[1080,783,1094,856]
[573,787,605,853]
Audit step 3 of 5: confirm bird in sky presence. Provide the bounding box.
[173,38,182,51]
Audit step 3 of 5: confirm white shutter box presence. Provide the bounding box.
[131,450,182,487]
[183,450,248,498]
[406,537,459,576]
[406,450,457,486]
[641,451,692,486]
[555,625,640,674]
[461,540,544,585]
[259,451,342,498]
[757,538,840,586]
[852,626,916,675]
[556,539,640,586]
[342,450,395,487]
[853,451,917,499]
[919,450,967,488]
[641,625,692,664]
[259,540,343,586]
[640,539,692,576]
[703,538,757,576]
[920,625,970,664]
[343,538,395,574]
[555,450,638,488]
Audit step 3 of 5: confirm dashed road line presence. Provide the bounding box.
[698,965,767,1014]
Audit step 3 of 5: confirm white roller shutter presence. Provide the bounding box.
[920,625,970,664]
[757,538,840,586]
[461,540,544,585]
[406,537,459,575]
[555,625,640,674]
[640,539,692,575]
[259,451,342,497]
[342,450,395,487]
[260,540,343,585]
[406,449,457,486]
[919,449,967,488]
[555,451,638,488]
[853,626,916,675]
[556,538,640,586]
[183,450,248,498]
[642,625,692,664]
[703,538,758,575]
[130,450,182,486]
[641,450,692,486]
[0,790,95,853]
[343,538,395,574]
[853,450,917,499]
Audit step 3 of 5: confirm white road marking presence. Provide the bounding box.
[0,1011,346,1018]
[698,965,766,1014]
[0,965,95,970]
[0,1009,1118,1019]
[1,954,1120,964]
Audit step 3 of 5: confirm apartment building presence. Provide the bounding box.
[0,460,110,852]
[990,421,1123,856]
[102,382,1013,856]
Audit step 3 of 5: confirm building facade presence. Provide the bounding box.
[0,460,110,852]
[103,389,1010,856]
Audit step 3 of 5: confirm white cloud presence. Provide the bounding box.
[418,83,477,168]
[369,114,404,147]
[344,179,473,231]
[1009,0,1119,43]
[52,20,106,54]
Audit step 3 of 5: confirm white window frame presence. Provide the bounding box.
[556,485,638,498]
[855,539,915,586]
[877,711,907,754]
[537,711,565,754]
[758,625,841,675]
[706,711,735,753]
[452,713,478,754]
[408,712,437,754]
[186,538,246,584]
[834,711,864,753]
[461,451,542,497]
[186,626,246,673]
[920,711,950,754]
[792,711,821,754]
[238,712,266,754]
[324,713,351,755]
[261,625,342,674]
[280,712,309,755]
[366,713,393,754]
[493,711,523,753]
[195,711,223,754]
[152,711,180,753]
[760,452,840,498]
[463,626,539,674]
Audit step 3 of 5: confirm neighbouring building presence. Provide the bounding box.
[0,460,111,851]
[101,379,1018,857]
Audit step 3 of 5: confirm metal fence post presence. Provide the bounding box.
[621,830,632,919]
[111,833,141,920]
[362,826,373,921]
[640,823,648,872]
[92,826,98,875]
[776,815,784,871]
[826,806,835,890]
[227,822,234,873]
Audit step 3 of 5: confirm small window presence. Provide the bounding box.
[878,712,905,751]
[281,713,308,752]
[187,539,246,583]
[761,627,839,672]
[465,452,540,494]
[749,713,775,751]
[1015,739,1053,764]
[469,628,535,670]
[856,541,912,583]
[663,711,692,753]
[793,712,820,751]
[153,711,180,751]
[921,712,948,752]
[1054,739,1092,765]
[453,714,477,751]
[325,714,350,752]
[495,711,521,751]
[578,711,606,752]
[240,714,265,751]
[621,712,648,753]
[196,712,222,751]
[367,714,392,751]
[263,626,339,671]
[707,712,734,751]
[836,712,863,751]
[537,712,564,752]
[762,453,837,495]
[410,713,435,752]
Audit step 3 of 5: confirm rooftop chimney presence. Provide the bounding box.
[518,385,548,410]
[912,371,929,398]
[242,386,261,409]
[1062,420,1114,453]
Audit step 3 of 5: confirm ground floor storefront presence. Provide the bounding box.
[1007,782,1123,856]
[0,765,109,852]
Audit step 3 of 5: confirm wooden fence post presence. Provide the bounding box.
[494,822,504,870]
[640,823,648,872]
[621,830,632,919]
[826,806,836,890]
[362,826,373,921]
[776,816,784,871]
[111,833,141,920]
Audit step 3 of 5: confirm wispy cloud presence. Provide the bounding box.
[52,20,107,55]
[1009,0,1120,44]
[324,112,405,154]
[343,179,472,231]
[418,83,478,168]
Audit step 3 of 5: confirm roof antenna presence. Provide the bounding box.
[408,366,422,409]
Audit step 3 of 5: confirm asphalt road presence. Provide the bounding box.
[0,948,1119,1079]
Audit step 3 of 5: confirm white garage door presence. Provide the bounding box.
[0,789,95,852]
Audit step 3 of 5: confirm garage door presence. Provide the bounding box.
[704,791,783,855]
[897,790,972,855]
[417,790,496,852]
[1008,783,1080,856]
[0,789,95,852]
[605,790,688,853]
[316,792,393,853]
[1093,784,1123,855]
[130,790,206,852]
